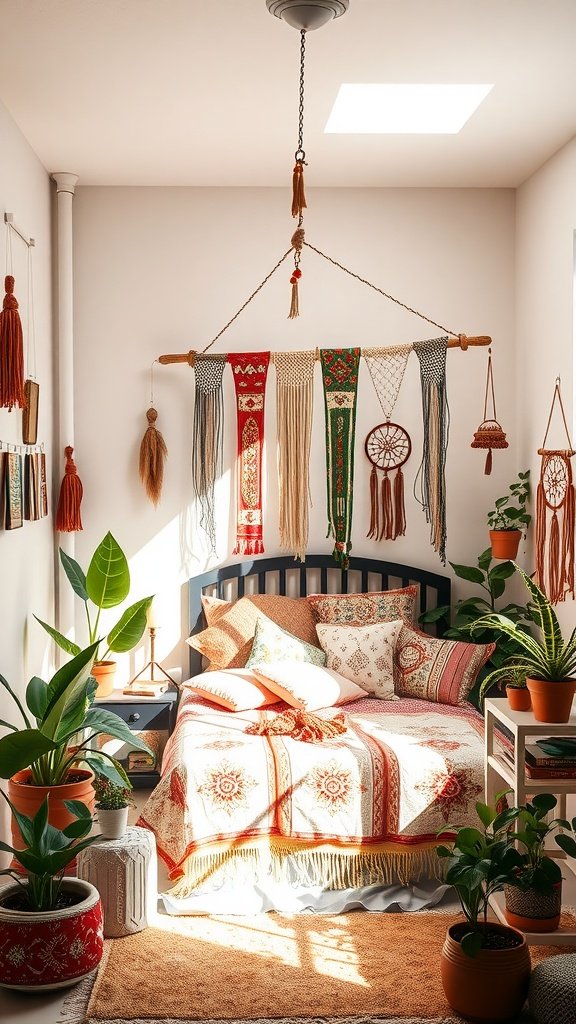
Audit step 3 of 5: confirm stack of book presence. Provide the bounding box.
[523,739,576,779]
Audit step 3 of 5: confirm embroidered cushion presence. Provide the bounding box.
[188,594,319,670]
[251,661,365,711]
[394,625,495,706]
[315,620,403,699]
[183,668,279,712]
[307,585,418,628]
[246,615,326,668]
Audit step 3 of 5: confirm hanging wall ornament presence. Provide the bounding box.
[275,349,315,561]
[0,276,26,411]
[22,244,39,443]
[364,344,412,541]
[139,360,168,506]
[470,348,508,475]
[535,378,575,604]
[39,450,48,518]
[55,446,83,532]
[321,347,360,568]
[191,354,226,554]
[414,337,450,565]
[5,452,23,529]
[229,352,270,556]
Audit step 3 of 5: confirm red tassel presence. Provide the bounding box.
[0,276,26,410]
[380,473,393,541]
[55,446,83,532]
[393,467,406,538]
[562,481,575,598]
[549,511,560,604]
[367,465,379,539]
[484,448,493,475]
[535,481,547,593]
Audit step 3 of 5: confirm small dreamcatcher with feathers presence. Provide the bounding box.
[535,378,575,604]
[364,345,412,541]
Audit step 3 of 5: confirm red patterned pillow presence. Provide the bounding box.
[394,624,494,706]
[307,586,418,627]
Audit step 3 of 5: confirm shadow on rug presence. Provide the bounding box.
[60,911,574,1024]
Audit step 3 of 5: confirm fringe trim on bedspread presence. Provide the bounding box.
[167,843,446,899]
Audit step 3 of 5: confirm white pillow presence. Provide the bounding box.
[250,660,366,711]
[184,668,279,712]
[315,620,403,699]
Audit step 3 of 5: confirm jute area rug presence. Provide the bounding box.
[61,911,575,1024]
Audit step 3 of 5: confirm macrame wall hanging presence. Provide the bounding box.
[275,349,315,561]
[364,344,412,542]
[535,378,575,604]
[229,352,270,556]
[414,337,449,565]
[470,347,508,475]
[321,347,360,568]
[139,360,168,507]
[191,354,226,554]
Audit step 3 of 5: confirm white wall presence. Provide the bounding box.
[73,185,517,679]
[516,136,576,632]
[0,99,54,851]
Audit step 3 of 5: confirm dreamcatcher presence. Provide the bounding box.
[364,345,412,541]
[470,348,508,475]
[535,378,575,604]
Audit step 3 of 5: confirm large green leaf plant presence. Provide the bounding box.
[0,643,152,787]
[35,532,152,664]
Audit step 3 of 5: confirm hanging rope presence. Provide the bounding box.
[288,29,307,317]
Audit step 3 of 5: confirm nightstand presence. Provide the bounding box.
[95,687,179,788]
[484,696,576,945]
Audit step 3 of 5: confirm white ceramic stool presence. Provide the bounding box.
[77,825,157,938]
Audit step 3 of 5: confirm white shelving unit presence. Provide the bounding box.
[484,696,576,946]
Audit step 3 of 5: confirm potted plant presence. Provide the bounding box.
[0,642,152,853]
[419,547,535,710]
[35,531,153,696]
[504,793,576,933]
[475,564,576,722]
[437,794,530,1023]
[0,793,104,991]
[93,774,135,840]
[487,470,531,559]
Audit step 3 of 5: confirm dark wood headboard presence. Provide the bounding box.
[187,554,450,677]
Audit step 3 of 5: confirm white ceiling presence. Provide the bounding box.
[0,0,575,188]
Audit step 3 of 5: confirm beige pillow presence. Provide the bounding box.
[188,594,319,670]
[184,668,279,712]
[251,661,365,711]
[307,586,418,627]
[316,620,403,699]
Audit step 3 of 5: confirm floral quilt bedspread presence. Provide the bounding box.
[138,692,484,894]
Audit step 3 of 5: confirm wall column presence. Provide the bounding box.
[51,171,78,642]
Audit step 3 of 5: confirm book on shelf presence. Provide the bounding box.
[127,750,156,772]
[525,743,576,768]
[497,744,576,778]
[122,680,168,697]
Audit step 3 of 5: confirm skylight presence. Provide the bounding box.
[325,84,493,134]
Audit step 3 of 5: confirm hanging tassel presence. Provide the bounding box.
[55,446,83,532]
[139,407,167,506]
[484,448,493,475]
[288,268,301,319]
[367,465,379,539]
[393,466,406,538]
[380,472,394,541]
[561,476,575,598]
[549,511,560,604]
[0,276,26,410]
[291,161,307,219]
[535,480,547,593]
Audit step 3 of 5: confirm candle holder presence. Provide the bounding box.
[123,626,177,696]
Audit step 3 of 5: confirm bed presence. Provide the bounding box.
[139,556,490,904]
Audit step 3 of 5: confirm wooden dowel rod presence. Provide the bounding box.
[157,334,492,366]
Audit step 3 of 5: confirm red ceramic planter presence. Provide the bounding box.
[525,677,576,723]
[0,878,103,991]
[440,922,530,1023]
[506,685,531,712]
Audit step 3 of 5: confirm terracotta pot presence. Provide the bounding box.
[92,659,117,697]
[8,768,95,868]
[504,881,562,933]
[489,529,522,560]
[525,677,576,723]
[440,922,530,1023]
[0,878,103,991]
[97,805,130,840]
[506,685,531,712]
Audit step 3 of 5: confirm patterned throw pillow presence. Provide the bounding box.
[188,594,319,670]
[315,620,403,699]
[307,586,418,627]
[394,624,495,706]
[251,661,365,711]
[246,616,326,668]
[184,668,279,712]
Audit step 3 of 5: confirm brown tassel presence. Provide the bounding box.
[380,472,394,541]
[246,709,346,743]
[535,481,547,593]
[291,161,307,219]
[55,446,83,532]
[367,465,379,539]
[0,276,26,410]
[139,407,167,506]
[562,478,575,598]
[394,467,406,538]
[484,448,493,475]
[549,511,560,604]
